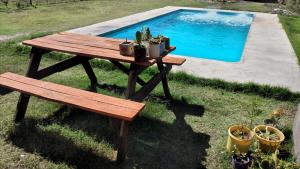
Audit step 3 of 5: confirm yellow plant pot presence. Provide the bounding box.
[227,125,253,153]
[254,125,285,152]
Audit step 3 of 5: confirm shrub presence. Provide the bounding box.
[287,0,300,14]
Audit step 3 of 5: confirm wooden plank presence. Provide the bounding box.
[23,33,180,66]
[110,61,146,86]
[117,120,129,163]
[33,38,121,55]
[23,39,155,66]
[0,77,140,121]
[14,48,43,122]
[57,33,177,60]
[35,56,92,79]
[162,55,186,65]
[60,32,126,43]
[0,73,144,121]
[130,65,172,101]
[1,72,144,111]
[44,34,120,51]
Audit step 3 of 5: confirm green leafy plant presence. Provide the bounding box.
[149,36,161,45]
[231,145,252,168]
[142,27,152,41]
[247,99,262,129]
[256,126,280,141]
[252,148,300,169]
[232,126,252,140]
[264,108,284,129]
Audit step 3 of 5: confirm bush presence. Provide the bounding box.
[287,0,300,14]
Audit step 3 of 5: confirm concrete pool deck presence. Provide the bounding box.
[68,6,300,93]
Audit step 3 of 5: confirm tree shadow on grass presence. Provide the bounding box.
[0,87,13,95]
[126,114,209,169]
[7,118,119,169]
[6,90,210,168]
[58,97,209,169]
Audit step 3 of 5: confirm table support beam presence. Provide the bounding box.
[156,58,172,99]
[34,56,92,79]
[110,60,146,86]
[130,64,172,102]
[82,60,98,90]
[116,120,129,163]
[14,48,44,122]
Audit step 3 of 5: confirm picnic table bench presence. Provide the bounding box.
[0,32,185,162]
[0,72,144,162]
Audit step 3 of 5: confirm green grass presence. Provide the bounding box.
[279,15,300,64]
[0,1,299,168]
[0,0,275,35]
[0,35,299,169]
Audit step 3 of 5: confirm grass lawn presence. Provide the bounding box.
[0,35,299,168]
[0,0,275,35]
[0,1,300,168]
[279,15,300,64]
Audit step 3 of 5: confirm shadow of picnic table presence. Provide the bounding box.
[7,96,210,169]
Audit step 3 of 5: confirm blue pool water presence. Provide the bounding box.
[101,10,254,62]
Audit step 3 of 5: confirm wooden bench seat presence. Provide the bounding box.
[0,72,145,162]
[162,55,186,66]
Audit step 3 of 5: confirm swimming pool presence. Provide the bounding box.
[101,9,254,62]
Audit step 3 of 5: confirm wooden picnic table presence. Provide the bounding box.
[0,32,186,162]
[22,32,185,98]
[16,32,185,121]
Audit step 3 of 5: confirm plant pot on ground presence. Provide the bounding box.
[119,38,134,56]
[231,152,252,169]
[227,125,254,153]
[254,125,285,153]
[134,31,147,62]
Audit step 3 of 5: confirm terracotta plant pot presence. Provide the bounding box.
[227,125,254,153]
[254,125,285,152]
[119,41,134,56]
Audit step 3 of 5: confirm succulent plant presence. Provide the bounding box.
[145,27,151,41]
[136,31,142,46]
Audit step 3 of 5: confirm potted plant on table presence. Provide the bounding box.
[161,35,170,50]
[149,37,161,59]
[157,35,166,54]
[119,38,134,56]
[134,31,147,62]
[142,27,152,42]
[141,27,151,57]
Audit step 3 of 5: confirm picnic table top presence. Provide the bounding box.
[22,32,181,66]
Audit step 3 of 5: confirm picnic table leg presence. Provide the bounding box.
[125,64,139,99]
[116,120,129,163]
[82,60,98,91]
[14,48,43,123]
[156,58,172,99]
[109,64,138,129]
